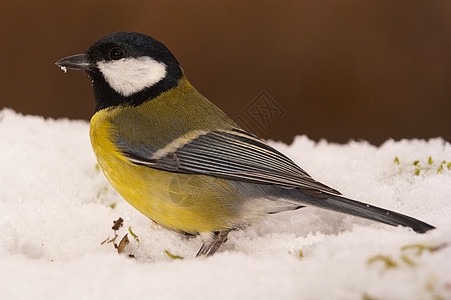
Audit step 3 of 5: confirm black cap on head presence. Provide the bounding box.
[86,32,180,68]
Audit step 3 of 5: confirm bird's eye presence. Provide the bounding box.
[109,47,125,60]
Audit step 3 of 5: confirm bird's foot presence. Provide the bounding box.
[196,231,230,257]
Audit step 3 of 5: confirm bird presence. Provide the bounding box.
[56,32,434,256]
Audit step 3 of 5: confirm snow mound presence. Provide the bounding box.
[0,108,450,300]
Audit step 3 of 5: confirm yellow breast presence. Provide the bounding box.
[89,109,244,234]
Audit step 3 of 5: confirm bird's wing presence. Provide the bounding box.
[117,127,340,194]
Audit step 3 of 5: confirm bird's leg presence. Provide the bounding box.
[196,231,230,257]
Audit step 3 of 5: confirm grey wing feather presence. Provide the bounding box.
[119,128,436,234]
[120,128,340,194]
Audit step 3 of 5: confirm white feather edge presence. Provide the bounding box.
[151,130,209,160]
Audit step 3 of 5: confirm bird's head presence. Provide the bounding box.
[56,32,183,111]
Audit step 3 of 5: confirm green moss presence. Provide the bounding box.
[128,226,140,245]
[400,254,416,267]
[367,255,399,269]
[362,293,379,300]
[401,243,444,255]
[396,157,449,176]
[367,244,446,299]
[165,250,184,260]
[438,160,448,174]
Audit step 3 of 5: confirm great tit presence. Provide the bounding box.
[56,32,434,256]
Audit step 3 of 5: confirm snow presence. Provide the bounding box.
[0,108,450,300]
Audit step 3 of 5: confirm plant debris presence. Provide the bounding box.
[165,250,184,260]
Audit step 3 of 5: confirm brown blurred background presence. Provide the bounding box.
[1,0,450,145]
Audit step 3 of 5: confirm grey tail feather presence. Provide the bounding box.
[301,192,435,233]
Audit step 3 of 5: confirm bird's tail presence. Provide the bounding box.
[299,191,435,233]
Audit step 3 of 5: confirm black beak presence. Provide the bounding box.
[55,54,91,71]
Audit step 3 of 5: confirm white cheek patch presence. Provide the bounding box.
[97,57,167,96]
